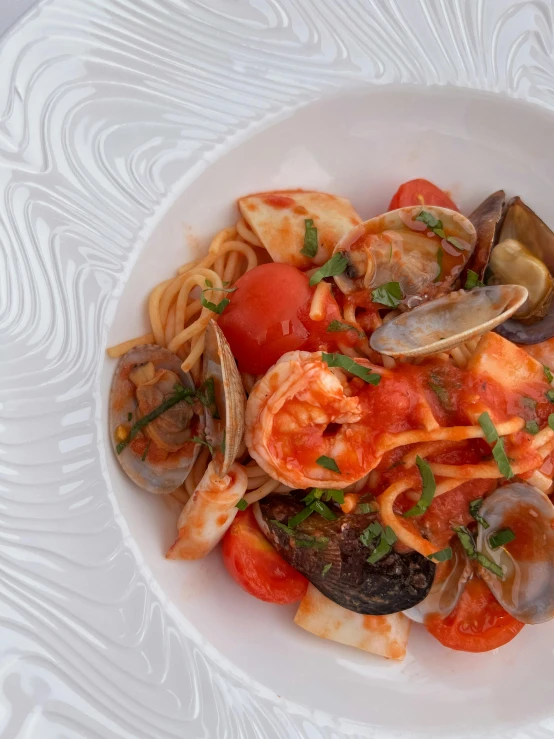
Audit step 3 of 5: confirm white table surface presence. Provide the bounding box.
[1,0,38,37]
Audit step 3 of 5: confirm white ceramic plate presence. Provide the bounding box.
[3,2,554,737]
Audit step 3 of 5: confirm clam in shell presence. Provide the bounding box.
[369,284,528,358]
[202,320,246,476]
[109,344,203,494]
[333,205,476,309]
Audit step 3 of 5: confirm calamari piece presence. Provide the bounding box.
[238,190,361,268]
[245,351,378,489]
[295,584,410,661]
[166,461,248,560]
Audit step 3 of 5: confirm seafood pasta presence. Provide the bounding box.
[108,180,554,660]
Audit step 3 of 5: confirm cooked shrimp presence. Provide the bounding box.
[166,461,248,560]
[244,351,381,489]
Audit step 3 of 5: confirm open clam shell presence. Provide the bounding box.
[333,205,476,309]
[203,320,246,477]
[477,483,554,624]
[369,285,528,358]
[109,344,203,494]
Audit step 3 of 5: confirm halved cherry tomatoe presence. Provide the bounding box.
[222,506,308,604]
[425,576,524,652]
[388,178,459,211]
[218,262,356,375]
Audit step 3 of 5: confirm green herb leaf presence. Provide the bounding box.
[127,412,133,422]
[309,253,348,286]
[428,547,453,562]
[203,279,236,294]
[322,352,381,385]
[360,521,383,547]
[549,414,554,431]
[310,499,337,520]
[547,389,554,404]
[476,552,504,578]
[469,498,490,529]
[371,281,404,308]
[489,528,516,549]
[453,525,504,578]
[141,440,151,461]
[192,435,214,455]
[403,456,436,517]
[272,520,296,537]
[326,320,364,337]
[201,294,231,314]
[428,379,452,410]
[492,438,514,479]
[433,246,443,283]
[464,269,485,290]
[525,420,540,435]
[446,236,465,251]
[196,376,220,419]
[383,526,397,546]
[288,506,315,529]
[415,210,442,232]
[319,488,345,505]
[367,535,393,564]
[315,455,341,474]
[321,563,332,577]
[478,411,498,444]
[295,536,329,550]
[116,384,196,454]
[300,218,318,258]
[235,498,248,511]
[356,502,377,514]
[544,365,554,384]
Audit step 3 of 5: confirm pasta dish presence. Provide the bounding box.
[107,179,554,660]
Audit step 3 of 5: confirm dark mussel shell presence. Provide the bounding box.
[258,494,435,616]
[462,190,505,282]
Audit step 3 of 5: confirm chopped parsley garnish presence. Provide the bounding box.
[428,547,453,562]
[196,376,220,419]
[453,525,504,578]
[116,383,195,454]
[415,210,446,236]
[478,412,514,479]
[546,389,554,403]
[305,488,344,505]
[403,456,436,517]
[326,320,364,337]
[192,435,214,455]
[300,218,318,258]
[321,563,332,577]
[322,352,381,385]
[271,520,329,549]
[310,499,337,520]
[141,440,151,461]
[356,502,377,514]
[544,365,554,384]
[288,506,315,529]
[201,280,236,313]
[127,412,133,422]
[464,269,484,290]
[371,281,404,308]
[315,455,341,473]
[433,246,443,283]
[427,373,453,410]
[489,528,516,549]
[235,498,248,511]
[525,420,540,435]
[360,521,383,547]
[367,526,397,564]
[549,414,554,431]
[469,498,489,529]
[309,252,348,286]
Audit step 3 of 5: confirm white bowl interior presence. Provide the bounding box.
[103,86,554,735]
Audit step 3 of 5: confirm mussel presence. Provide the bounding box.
[109,344,203,494]
[468,194,554,343]
[369,284,528,358]
[477,483,554,624]
[333,206,476,308]
[202,320,246,477]
[256,494,435,616]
